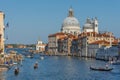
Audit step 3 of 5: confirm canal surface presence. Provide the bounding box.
[0,48,120,80]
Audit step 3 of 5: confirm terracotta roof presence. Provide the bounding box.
[79,32,114,38]
[58,36,67,40]
[90,40,118,45]
[48,32,66,37]
[73,37,78,40]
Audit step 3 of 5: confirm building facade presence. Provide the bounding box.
[36,40,46,53]
[96,46,119,61]
[78,32,118,57]
[48,32,66,55]
[0,11,5,54]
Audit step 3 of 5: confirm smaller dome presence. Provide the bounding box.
[83,23,93,29]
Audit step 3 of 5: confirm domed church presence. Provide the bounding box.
[61,8,81,35]
[83,17,98,33]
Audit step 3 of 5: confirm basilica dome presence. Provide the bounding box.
[62,17,80,27]
[61,8,81,35]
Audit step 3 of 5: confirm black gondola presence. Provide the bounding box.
[34,62,38,69]
[14,67,19,75]
[90,66,113,71]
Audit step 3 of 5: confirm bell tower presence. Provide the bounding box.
[93,17,98,33]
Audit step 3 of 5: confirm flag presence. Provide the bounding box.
[6,22,9,28]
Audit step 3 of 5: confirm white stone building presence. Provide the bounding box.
[36,39,46,53]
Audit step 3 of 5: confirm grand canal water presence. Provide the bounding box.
[0,48,120,80]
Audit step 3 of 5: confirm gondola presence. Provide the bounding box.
[34,62,38,69]
[90,66,113,71]
[14,67,19,75]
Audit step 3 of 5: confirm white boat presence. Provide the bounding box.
[13,62,18,65]
[26,55,33,58]
[40,56,44,60]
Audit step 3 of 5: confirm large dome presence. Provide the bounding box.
[62,17,80,27]
[61,8,81,35]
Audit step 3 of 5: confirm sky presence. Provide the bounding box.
[0,0,120,44]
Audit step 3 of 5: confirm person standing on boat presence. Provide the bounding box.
[105,64,108,69]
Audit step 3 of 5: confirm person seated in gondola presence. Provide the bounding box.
[105,64,109,69]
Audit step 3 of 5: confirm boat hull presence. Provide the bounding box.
[90,66,113,71]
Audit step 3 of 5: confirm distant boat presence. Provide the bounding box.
[40,56,44,60]
[26,55,33,58]
[34,62,38,69]
[13,62,18,65]
[90,66,113,71]
[0,64,11,69]
[14,67,19,75]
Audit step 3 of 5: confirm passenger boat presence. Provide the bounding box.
[90,66,113,71]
